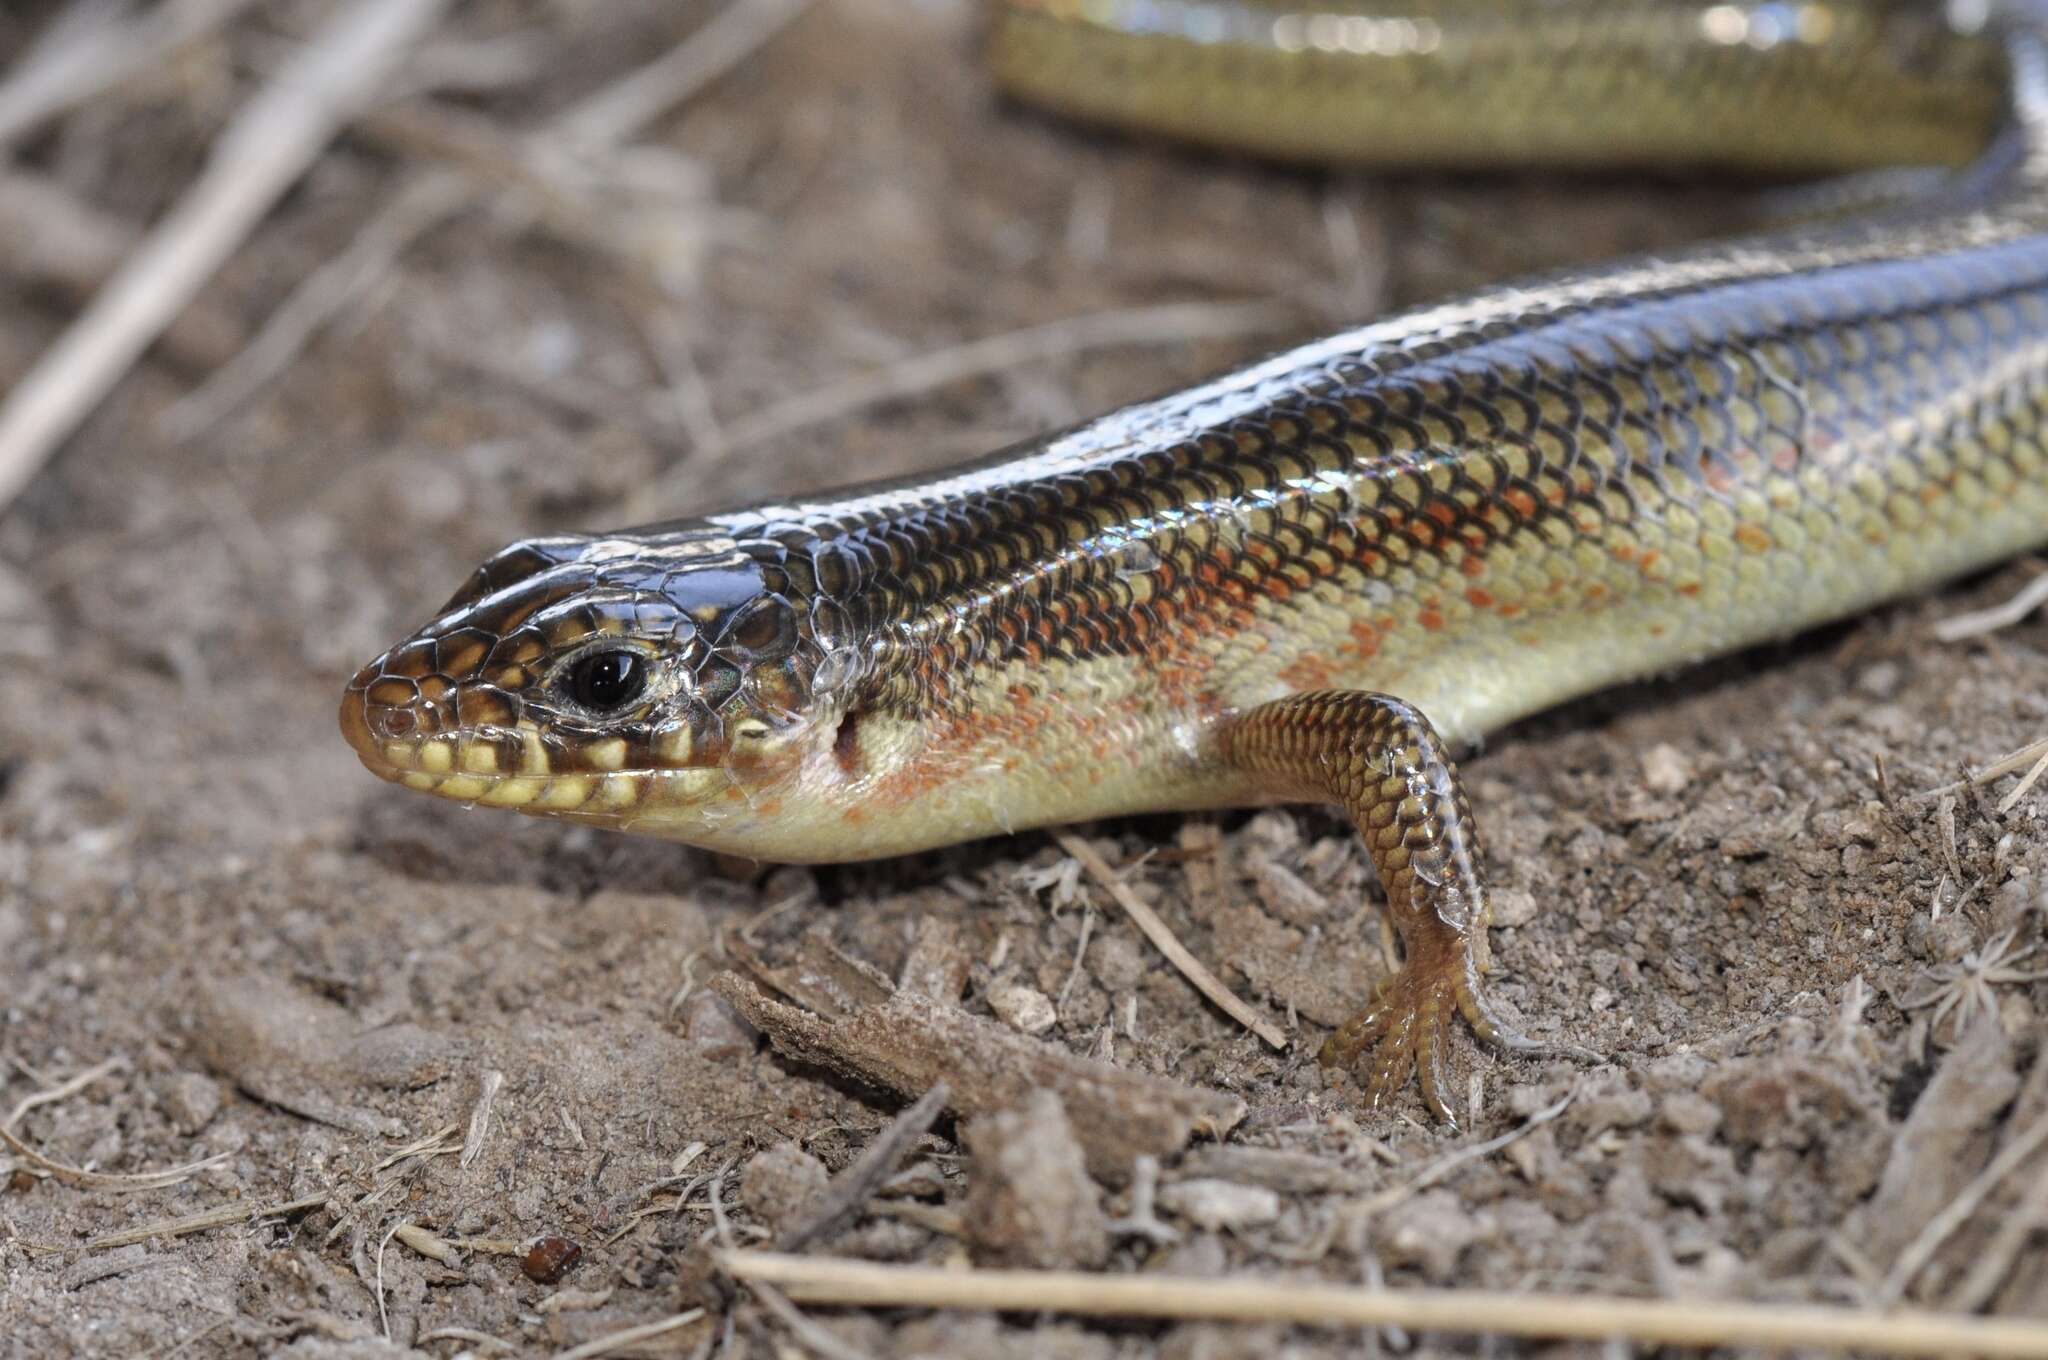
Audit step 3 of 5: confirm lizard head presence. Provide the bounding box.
[339,523,879,856]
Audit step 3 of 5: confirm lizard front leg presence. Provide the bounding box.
[1220,689,1593,1123]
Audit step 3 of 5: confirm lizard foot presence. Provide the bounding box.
[1320,943,1602,1126]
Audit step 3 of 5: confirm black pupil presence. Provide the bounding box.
[571,651,644,710]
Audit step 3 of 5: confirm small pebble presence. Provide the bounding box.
[160,1072,222,1136]
[1641,742,1692,794]
[986,980,1057,1035]
[1157,1179,1280,1233]
[520,1234,581,1284]
[740,1142,829,1236]
[680,989,759,1060]
[963,1091,1109,1268]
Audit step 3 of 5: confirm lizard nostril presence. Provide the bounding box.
[371,706,417,739]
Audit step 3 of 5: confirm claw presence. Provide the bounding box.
[1321,938,1602,1122]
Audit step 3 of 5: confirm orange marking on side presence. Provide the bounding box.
[1419,609,1446,632]
[1734,524,1773,552]
[1279,654,1340,689]
[1424,502,1457,527]
[1677,582,1702,597]
[1495,602,1523,618]
[1460,555,1485,577]
[1505,488,1539,518]
[1466,588,1494,609]
[1610,545,1637,564]
[1347,617,1381,659]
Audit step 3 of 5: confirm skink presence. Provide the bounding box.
[341,0,2048,1121]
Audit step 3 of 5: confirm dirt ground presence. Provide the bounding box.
[3,2,2047,1356]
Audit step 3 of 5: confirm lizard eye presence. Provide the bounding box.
[567,650,646,711]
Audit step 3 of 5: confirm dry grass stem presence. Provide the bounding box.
[1946,1151,2048,1312]
[1933,565,2048,642]
[461,1069,505,1169]
[548,1308,707,1360]
[164,0,808,443]
[0,1123,228,1193]
[704,298,1301,454]
[0,0,261,148]
[1054,830,1289,1049]
[0,170,245,368]
[0,0,452,512]
[1877,1103,2048,1305]
[374,1122,463,1173]
[3,1054,122,1131]
[719,1250,2048,1357]
[776,1081,949,1252]
[1912,736,2048,803]
[81,1191,331,1253]
[551,0,813,147]
[1996,743,2048,812]
[750,1278,878,1360]
[421,1327,516,1353]
[158,170,471,442]
[393,1222,459,1264]
[1358,1090,1574,1215]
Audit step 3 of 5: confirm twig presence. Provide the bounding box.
[461,1069,505,1169]
[0,0,452,514]
[0,170,245,369]
[1946,1150,2048,1312]
[548,1308,707,1360]
[1355,1089,1575,1215]
[1933,566,2048,642]
[393,1223,460,1264]
[3,1054,122,1131]
[0,1123,228,1193]
[1911,737,2048,804]
[718,1250,2048,1357]
[1876,1104,2048,1305]
[1996,744,2048,814]
[776,1082,948,1252]
[374,1218,407,1340]
[749,1280,877,1360]
[156,171,470,442]
[83,1191,331,1252]
[550,0,813,148]
[162,0,810,443]
[1053,830,1288,1049]
[420,1327,516,1353]
[712,300,1299,455]
[0,0,262,148]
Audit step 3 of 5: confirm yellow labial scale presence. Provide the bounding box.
[382,743,415,769]
[597,776,641,810]
[585,738,628,771]
[480,777,547,808]
[401,772,438,792]
[436,774,493,802]
[458,742,499,775]
[539,776,593,809]
[652,723,694,765]
[418,740,454,774]
[519,727,551,775]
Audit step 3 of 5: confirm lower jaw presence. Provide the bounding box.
[359,758,736,816]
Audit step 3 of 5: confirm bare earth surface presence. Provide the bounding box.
[3,2,2046,1356]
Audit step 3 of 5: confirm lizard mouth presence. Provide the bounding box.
[338,689,781,822]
